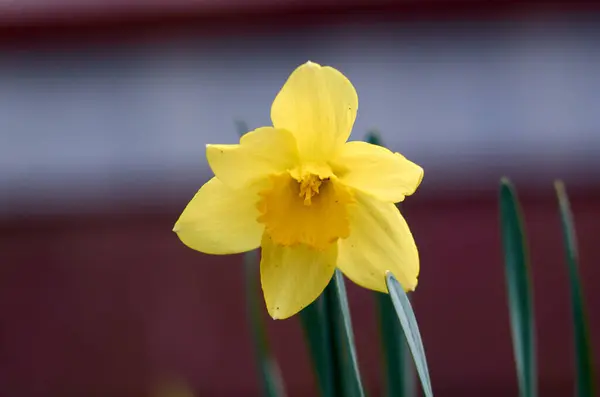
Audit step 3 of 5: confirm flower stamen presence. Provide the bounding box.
[298,175,323,205]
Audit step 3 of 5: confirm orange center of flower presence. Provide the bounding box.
[298,174,322,205]
[257,172,353,250]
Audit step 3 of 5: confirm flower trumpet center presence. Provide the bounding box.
[257,171,353,250]
[298,174,322,205]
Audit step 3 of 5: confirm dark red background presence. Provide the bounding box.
[1,185,598,396]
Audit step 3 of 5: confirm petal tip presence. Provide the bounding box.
[415,166,425,189]
[266,302,300,320]
[267,306,283,320]
[408,279,418,292]
[403,275,419,292]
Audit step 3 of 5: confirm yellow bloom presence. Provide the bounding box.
[173,61,423,319]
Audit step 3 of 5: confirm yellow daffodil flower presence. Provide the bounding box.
[173,61,423,319]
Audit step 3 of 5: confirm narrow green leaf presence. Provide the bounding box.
[365,129,383,146]
[376,293,417,397]
[385,272,434,397]
[499,178,537,397]
[299,296,338,397]
[325,270,367,397]
[235,119,250,137]
[365,129,416,397]
[554,181,595,397]
[236,121,286,397]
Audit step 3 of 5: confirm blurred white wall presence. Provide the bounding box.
[1,16,599,213]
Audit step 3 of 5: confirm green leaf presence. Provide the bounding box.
[499,178,537,397]
[235,119,250,137]
[243,250,287,397]
[325,270,367,397]
[300,271,366,397]
[554,181,595,397]
[385,272,434,397]
[365,129,416,397]
[376,292,416,397]
[299,296,338,397]
[236,121,286,397]
[365,129,382,146]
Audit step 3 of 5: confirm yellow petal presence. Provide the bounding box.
[332,141,423,203]
[173,177,264,254]
[260,236,337,319]
[271,61,358,162]
[206,127,299,189]
[337,191,419,293]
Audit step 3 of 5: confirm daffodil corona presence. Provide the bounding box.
[173,62,423,319]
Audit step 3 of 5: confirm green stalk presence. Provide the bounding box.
[376,292,416,397]
[299,296,338,397]
[385,272,434,397]
[499,178,537,397]
[324,270,367,397]
[554,181,595,397]
[300,271,367,397]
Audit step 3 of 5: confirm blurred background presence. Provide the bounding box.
[0,0,599,396]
